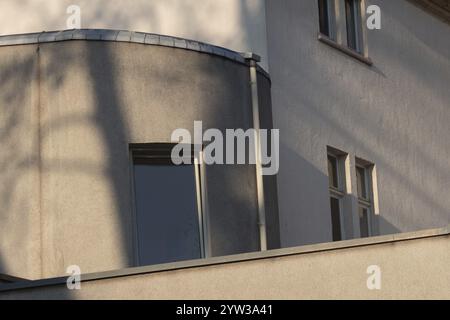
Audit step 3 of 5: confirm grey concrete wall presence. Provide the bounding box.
[266,0,450,247]
[0,228,448,299]
[0,45,41,279]
[0,39,277,279]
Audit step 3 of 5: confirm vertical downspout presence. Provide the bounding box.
[243,53,267,251]
[36,44,44,278]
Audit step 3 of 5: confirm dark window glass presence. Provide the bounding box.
[359,207,369,238]
[330,197,342,241]
[345,0,362,52]
[319,0,330,36]
[133,163,201,266]
[356,166,367,199]
[328,155,339,188]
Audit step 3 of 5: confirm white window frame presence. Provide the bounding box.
[355,160,375,237]
[328,150,347,240]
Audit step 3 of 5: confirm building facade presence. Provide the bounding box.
[267,0,450,247]
[0,0,449,295]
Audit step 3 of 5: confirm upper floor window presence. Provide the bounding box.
[318,0,331,38]
[317,0,371,64]
[345,0,364,53]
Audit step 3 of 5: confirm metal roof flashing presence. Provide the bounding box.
[0,29,270,80]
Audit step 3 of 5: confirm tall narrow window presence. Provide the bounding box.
[356,159,374,238]
[318,0,331,37]
[327,149,346,241]
[345,0,363,53]
[318,0,338,40]
[131,143,205,266]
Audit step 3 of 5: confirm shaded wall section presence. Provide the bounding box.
[0,45,41,279]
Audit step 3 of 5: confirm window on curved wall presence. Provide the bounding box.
[130,144,206,266]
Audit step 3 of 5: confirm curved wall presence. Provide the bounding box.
[0,33,276,279]
[0,0,269,69]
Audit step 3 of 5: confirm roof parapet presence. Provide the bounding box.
[0,29,270,79]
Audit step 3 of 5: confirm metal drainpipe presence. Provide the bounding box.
[242,52,267,251]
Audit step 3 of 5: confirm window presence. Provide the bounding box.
[327,150,378,240]
[317,0,371,64]
[356,159,374,238]
[130,143,206,266]
[327,149,346,241]
[345,0,363,53]
[318,0,336,40]
[318,0,331,37]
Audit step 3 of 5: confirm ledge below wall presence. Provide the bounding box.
[0,226,448,299]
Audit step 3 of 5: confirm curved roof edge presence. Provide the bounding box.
[0,29,270,80]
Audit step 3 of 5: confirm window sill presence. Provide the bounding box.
[318,33,373,66]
